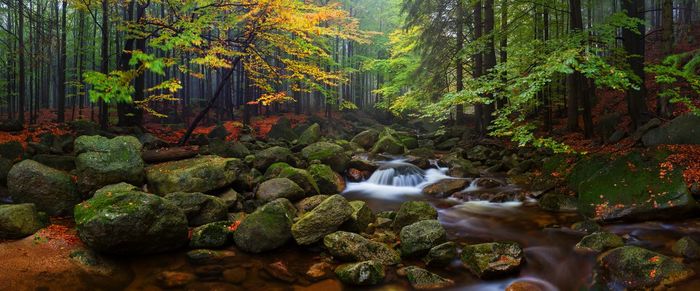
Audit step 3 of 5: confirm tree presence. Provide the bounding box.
[18,0,26,124]
[57,0,68,122]
[622,0,648,129]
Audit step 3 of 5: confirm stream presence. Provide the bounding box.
[120,159,700,290]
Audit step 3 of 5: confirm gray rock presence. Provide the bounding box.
[392,201,438,230]
[334,261,385,286]
[146,155,243,195]
[74,135,145,194]
[323,231,401,265]
[461,242,524,278]
[402,266,455,290]
[400,220,447,257]
[8,160,80,215]
[233,199,296,253]
[256,178,305,203]
[291,194,353,245]
[164,192,228,226]
[0,204,46,239]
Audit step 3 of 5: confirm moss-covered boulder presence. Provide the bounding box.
[298,123,321,145]
[7,160,80,216]
[0,141,24,160]
[256,178,305,203]
[263,162,293,180]
[461,242,524,278]
[595,246,694,289]
[323,231,401,265]
[253,146,294,171]
[291,194,353,245]
[571,220,602,234]
[572,151,697,222]
[74,135,144,194]
[424,242,458,267]
[371,135,405,155]
[189,221,234,249]
[277,166,320,195]
[538,193,578,212]
[400,220,447,257]
[164,192,228,226]
[335,261,385,286]
[673,236,700,260]
[233,199,296,253]
[642,114,700,146]
[308,164,345,194]
[574,232,624,253]
[351,129,380,150]
[206,140,250,158]
[402,266,455,290]
[341,200,375,233]
[146,155,243,195]
[422,179,470,198]
[0,204,46,239]
[74,189,189,254]
[392,201,438,230]
[267,117,298,141]
[294,195,330,215]
[301,142,349,172]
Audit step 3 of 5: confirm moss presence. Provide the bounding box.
[277,167,320,195]
[264,162,292,180]
[597,246,695,289]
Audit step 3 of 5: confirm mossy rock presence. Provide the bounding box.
[164,192,228,226]
[673,236,700,260]
[335,261,385,286]
[323,231,401,265]
[146,155,243,195]
[74,189,189,255]
[595,246,695,289]
[341,200,375,233]
[0,141,24,160]
[308,164,345,194]
[206,140,251,158]
[402,266,455,290]
[392,201,438,230]
[301,142,349,172]
[253,146,294,171]
[538,193,578,212]
[574,151,697,222]
[256,178,305,203]
[424,242,458,267]
[8,160,80,216]
[267,117,298,141]
[642,114,700,146]
[298,123,321,145]
[294,195,330,215]
[574,232,624,253]
[371,135,405,155]
[351,129,380,150]
[263,162,293,180]
[570,220,602,234]
[277,166,320,195]
[461,242,524,278]
[291,194,353,245]
[74,135,145,194]
[0,204,46,239]
[400,220,447,257]
[189,221,234,249]
[233,198,296,253]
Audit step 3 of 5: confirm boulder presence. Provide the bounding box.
[572,152,697,222]
[233,199,296,253]
[0,141,24,160]
[570,220,602,234]
[291,194,353,245]
[461,242,524,278]
[295,195,330,215]
[392,201,438,230]
[595,246,694,289]
[263,162,293,180]
[298,123,321,145]
[277,166,320,195]
[422,179,470,198]
[253,146,294,171]
[334,261,385,286]
[0,157,11,185]
[351,129,379,150]
[74,189,189,254]
[308,164,345,194]
[424,242,458,266]
[206,140,250,158]
[323,231,401,265]
[189,221,234,249]
[267,117,298,141]
[673,236,700,260]
[7,160,80,216]
[0,204,46,239]
[574,232,624,253]
[538,193,578,212]
[400,220,447,257]
[402,266,455,290]
[371,135,405,155]
[256,178,305,203]
[146,155,243,195]
[642,114,700,146]
[31,154,76,171]
[301,142,349,172]
[74,135,144,194]
[164,192,228,226]
[341,200,375,233]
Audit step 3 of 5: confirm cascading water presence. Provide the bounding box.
[343,159,451,199]
[366,161,427,187]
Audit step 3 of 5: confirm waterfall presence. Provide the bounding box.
[366,161,426,187]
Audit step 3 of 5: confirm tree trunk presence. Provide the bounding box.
[57,0,67,122]
[483,0,496,130]
[473,0,484,133]
[455,0,465,124]
[659,0,673,118]
[622,0,648,129]
[18,0,26,124]
[99,0,110,129]
[567,0,582,133]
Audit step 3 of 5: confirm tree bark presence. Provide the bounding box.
[483,0,496,129]
[99,0,110,129]
[473,0,484,133]
[57,0,68,122]
[18,0,26,124]
[659,0,673,118]
[567,0,582,133]
[622,0,648,129]
[455,0,465,124]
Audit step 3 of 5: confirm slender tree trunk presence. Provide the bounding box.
[483,0,496,129]
[622,0,648,129]
[57,0,67,122]
[659,0,674,118]
[473,0,484,133]
[455,0,465,124]
[567,0,582,132]
[18,0,26,124]
[99,0,110,129]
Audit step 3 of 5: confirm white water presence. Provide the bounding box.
[344,159,453,199]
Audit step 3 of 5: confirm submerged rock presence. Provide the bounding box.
[673,236,700,260]
[400,220,447,257]
[292,194,353,245]
[301,142,349,172]
[335,261,385,286]
[0,204,46,239]
[323,231,401,265]
[574,232,624,253]
[461,242,524,278]
[256,178,305,203]
[571,220,602,234]
[164,192,228,226]
[74,135,144,194]
[424,242,458,266]
[233,198,296,253]
[595,246,694,289]
[402,266,455,290]
[7,160,80,216]
[74,189,189,255]
[146,155,243,195]
[392,201,438,230]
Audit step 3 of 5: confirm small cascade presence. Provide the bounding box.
[366,161,426,187]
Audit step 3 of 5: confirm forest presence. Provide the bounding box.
[2,0,700,290]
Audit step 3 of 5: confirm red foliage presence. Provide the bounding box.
[660,144,700,187]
